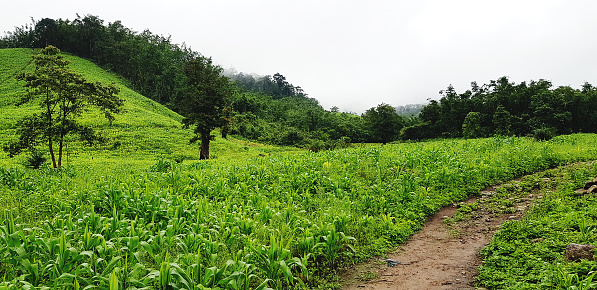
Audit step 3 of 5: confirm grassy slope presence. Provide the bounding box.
[0,48,298,168]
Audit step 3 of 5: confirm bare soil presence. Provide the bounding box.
[342,181,540,290]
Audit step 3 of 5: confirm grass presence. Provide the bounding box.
[3,48,597,289]
[1,134,597,289]
[0,48,300,169]
[477,162,597,289]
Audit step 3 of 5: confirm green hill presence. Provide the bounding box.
[0,48,297,168]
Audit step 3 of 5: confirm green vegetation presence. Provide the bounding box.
[0,16,368,150]
[5,46,123,168]
[176,56,233,160]
[3,16,597,290]
[408,77,597,140]
[7,16,597,148]
[0,48,297,169]
[477,163,597,289]
[1,133,597,288]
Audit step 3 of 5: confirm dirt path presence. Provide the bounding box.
[342,182,538,290]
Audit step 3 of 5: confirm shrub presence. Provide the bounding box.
[25,150,47,169]
[533,127,556,141]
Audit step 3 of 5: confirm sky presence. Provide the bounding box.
[2,0,597,113]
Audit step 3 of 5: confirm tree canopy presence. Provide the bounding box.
[4,16,597,148]
[4,46,123,168]
[176,56,231,159]
[407,76,597,140]
[362,104,404,144]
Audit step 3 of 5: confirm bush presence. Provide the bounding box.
[149,157,173,172]
[533,127,556,141]
[25,150,46,169]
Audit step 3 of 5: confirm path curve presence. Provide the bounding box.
[342,182,537,290]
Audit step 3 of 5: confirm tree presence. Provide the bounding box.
[492,105,511,136]
[4,46,123,168]
[177,56,231,159]
[362,103,404,144]
[462,111,482,138]
[33,18,58,48]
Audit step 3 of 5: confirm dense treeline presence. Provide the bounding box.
[0,15,397,149]
[0,15,195,106]
[402,77,597,140]
[3,16,596,148]
[225,69,307,99]
[230,92,372,149]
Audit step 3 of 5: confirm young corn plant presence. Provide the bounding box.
[218,260,273,290]
[315,227,356,267]
[247,234,306,289]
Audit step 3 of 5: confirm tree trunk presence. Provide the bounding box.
[48,139,57,168]
[58,139,63,168]
[46,93,57,168]
[221,125,228,139]
[200,134,210,160]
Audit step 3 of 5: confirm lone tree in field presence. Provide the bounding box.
[4,46,123,168]
[177,56,231,159]
[362,103,404,144]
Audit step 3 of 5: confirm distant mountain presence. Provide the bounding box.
[394,103,425,117]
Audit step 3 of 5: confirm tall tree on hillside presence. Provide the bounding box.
[362,103,404,144]
[177,56,231,159]
[4,46,123,168]
[33,18,58,48]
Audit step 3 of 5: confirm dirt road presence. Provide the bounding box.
[342,183,535,290]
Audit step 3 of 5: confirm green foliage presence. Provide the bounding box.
[0,48,290,169]
[0,134,596,288]
[227,71,306,99]
[176,56,232,160]
[1,15,195,107]
[417,77,597,139]
[533,127,557,141]
[477,163,597,289]
[24,149,46,169]
[229,92,366,148]
[362,103,403,144]
[462,111,482,138]
[1,16,364,151]
[493,104,512,136]
[4,46,123,168]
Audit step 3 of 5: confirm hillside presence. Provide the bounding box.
[0,48,297,168]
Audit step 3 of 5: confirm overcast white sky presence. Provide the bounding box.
[2,1,597,113]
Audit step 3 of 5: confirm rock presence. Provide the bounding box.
[564,243,596,262]
[584,178,597,190]
[382,259,402,267]
[575,188,586,194]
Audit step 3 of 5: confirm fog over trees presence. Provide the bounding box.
[3,15,596,149]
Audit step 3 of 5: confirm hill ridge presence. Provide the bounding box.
[0,48,295,167]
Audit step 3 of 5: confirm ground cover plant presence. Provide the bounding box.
[476,162,597,289]
[1,134,597,289]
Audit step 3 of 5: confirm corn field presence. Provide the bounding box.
[1,134,597,289]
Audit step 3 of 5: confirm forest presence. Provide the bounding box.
[3,15,597,148]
